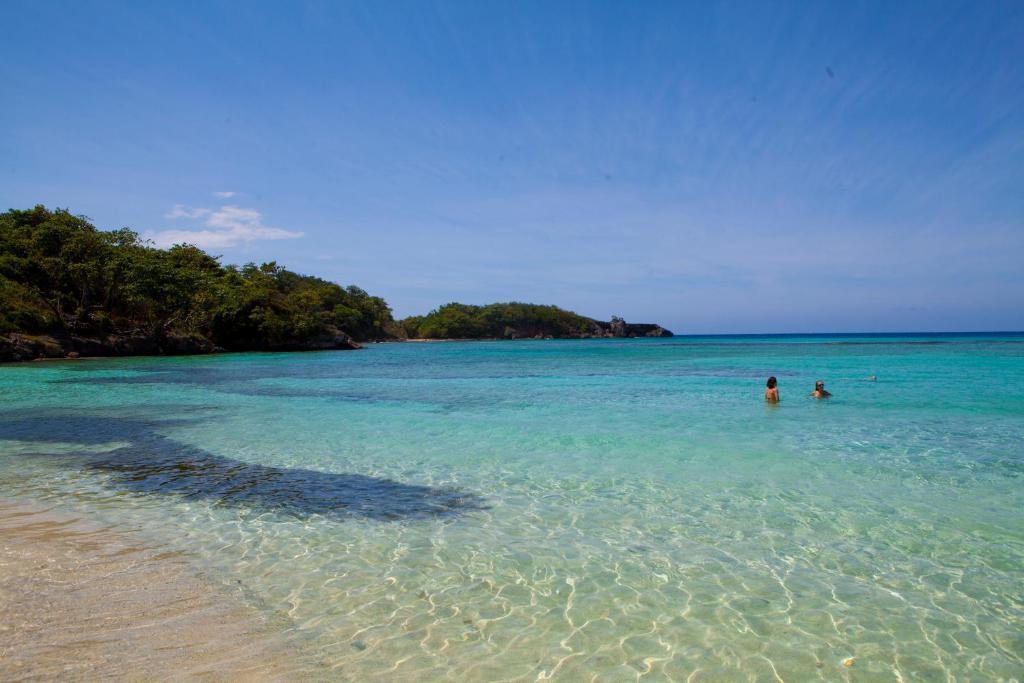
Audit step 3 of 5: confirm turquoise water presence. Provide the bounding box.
[1,334,1023,680]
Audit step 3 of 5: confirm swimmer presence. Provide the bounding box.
[765,376,779,403]
[811,380,831,398]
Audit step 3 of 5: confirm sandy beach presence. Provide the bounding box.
[0,500,307,681]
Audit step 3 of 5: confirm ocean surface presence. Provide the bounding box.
[1,333,1022,680]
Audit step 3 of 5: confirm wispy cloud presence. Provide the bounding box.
[213,191,236,198]
[147,205,303,248]
[164,204,211,220]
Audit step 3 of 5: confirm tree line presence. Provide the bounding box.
[0,206,399,350]
[1,206,666,358]
[400,302,601,339]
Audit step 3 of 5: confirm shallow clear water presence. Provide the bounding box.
[1,334,1023,680]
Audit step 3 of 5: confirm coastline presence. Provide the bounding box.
[0,499,310,680]
[0,332,677,363]
[0,331,362,364]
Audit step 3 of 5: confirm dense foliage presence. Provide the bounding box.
[0,206,399,348]
[402,302,599,339]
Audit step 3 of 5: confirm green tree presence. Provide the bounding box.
[0,206,400,352]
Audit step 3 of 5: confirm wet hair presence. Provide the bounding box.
[815,380,824,388]
[766,376,777,389]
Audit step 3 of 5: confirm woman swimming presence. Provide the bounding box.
[811,380,831,398]
[765,376,779,402]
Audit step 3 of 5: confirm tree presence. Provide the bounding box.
[0,206,400,351]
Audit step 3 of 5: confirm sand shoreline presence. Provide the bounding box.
[0,499,310,680]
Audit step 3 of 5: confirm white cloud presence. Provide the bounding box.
[164,204,211,220]
[147,204,303,248]
[213,191,236,198]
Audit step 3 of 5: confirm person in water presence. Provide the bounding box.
[765,376,779,402]
[811,380,831,398]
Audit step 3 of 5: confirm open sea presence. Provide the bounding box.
[1,333,1022,680]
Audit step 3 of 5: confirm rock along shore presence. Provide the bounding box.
[0,329,361,363]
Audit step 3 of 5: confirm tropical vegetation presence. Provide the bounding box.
[400,302,604,339]
[0,206,399,351]
[1,205,670,360]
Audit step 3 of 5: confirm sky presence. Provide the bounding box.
[2,1,1022,333]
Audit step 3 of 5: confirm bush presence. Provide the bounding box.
[0,206,398,347]
[403,302,598,339]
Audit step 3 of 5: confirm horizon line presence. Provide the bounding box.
[662,329,1024,337]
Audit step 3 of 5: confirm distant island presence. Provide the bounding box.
[0,206,671,362]
[400,303,672,340]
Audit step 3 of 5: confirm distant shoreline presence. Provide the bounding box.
[6,330,1024,364]
[0,329,677,363]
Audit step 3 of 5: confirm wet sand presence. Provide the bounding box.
[0,500,309,681]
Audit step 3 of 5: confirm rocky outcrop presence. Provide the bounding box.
[591,319,674,338]
[0,332,218,362]
[259,327,362,352]
[485,319,673,340]
[599,321,673,338]
[0,334,67,362]
[0,328,359,362]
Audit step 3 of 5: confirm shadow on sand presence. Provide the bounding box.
[0,410,485,522]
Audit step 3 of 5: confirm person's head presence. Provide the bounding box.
[766,376,777,389]
[815,380,825,391]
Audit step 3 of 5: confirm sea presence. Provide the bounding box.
[1,333,1022,680]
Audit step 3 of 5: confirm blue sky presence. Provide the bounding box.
[2,1,1022,333]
